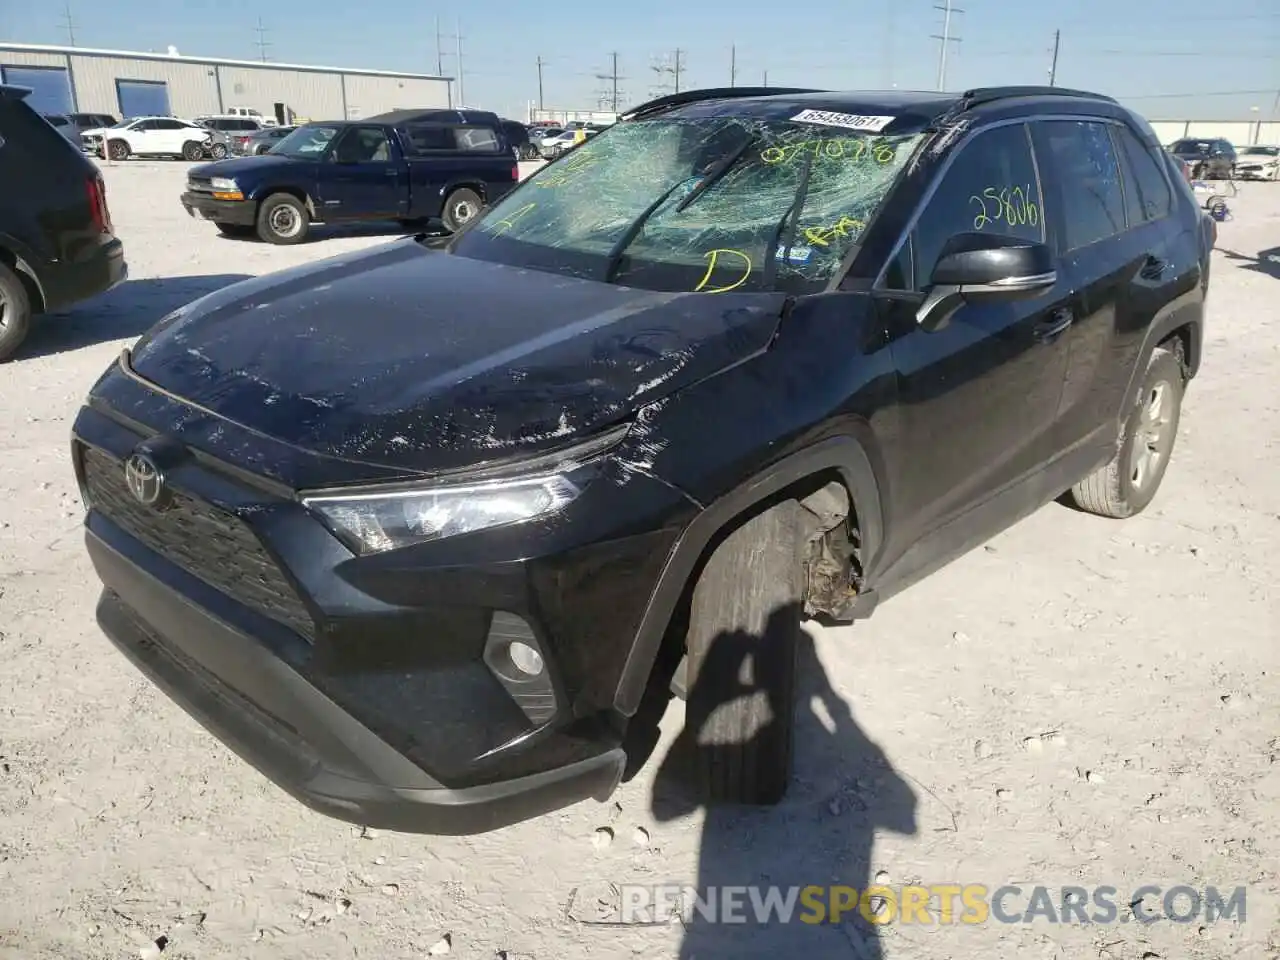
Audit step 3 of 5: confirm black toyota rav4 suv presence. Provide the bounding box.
[73,86,1211,835]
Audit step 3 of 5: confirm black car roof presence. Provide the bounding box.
[363,108,501,126]
[0,84,31,101]
[621,85,1129,135]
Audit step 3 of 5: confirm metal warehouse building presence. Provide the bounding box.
[0,42,453,124]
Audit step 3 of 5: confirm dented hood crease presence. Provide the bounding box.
[127,242,787,473]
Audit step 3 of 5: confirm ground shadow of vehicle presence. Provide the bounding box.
[1219,246,1280,280]
[649,607,918,959]
[20,274,251,360]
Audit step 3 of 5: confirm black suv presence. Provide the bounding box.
[1168,137,1236,180]
[73,86,1210,834]
[1,86,126,361]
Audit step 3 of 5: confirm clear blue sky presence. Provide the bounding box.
[5,0,1278,121]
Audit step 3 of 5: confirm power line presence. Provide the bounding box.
[931,0,963,91]
[1116,89,1277,100]
[650,49,685,96]
[254,17,271,62]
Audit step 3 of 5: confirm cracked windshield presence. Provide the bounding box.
[460,118,922,293]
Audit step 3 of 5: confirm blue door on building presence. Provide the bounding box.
[116,79,171,118]
[0,65,73,116]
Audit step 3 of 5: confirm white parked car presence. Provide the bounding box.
[81,116,214,161]
[1235,145,1279,181]
[226,105,279,126]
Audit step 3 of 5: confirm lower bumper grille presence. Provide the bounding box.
[81,445,315,640]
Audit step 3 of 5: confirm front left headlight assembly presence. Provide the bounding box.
[301,423,629,556]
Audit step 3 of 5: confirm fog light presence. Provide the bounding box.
[508,641,544,676]
[482,612,558,726]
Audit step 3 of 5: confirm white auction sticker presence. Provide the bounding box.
[789,109,896,132]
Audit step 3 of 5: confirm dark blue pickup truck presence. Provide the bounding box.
[180,109,520,243]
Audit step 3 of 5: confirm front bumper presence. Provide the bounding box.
[180,191,256,225]
[90,537,625,834]
[72,389,692,833]
[1236,164,1278,180]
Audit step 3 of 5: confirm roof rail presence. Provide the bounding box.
[619,86,828,122]
[960,85,1119,108]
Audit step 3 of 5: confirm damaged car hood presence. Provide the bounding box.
[126,240,787,473]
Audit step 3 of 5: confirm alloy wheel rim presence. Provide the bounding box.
[1129,381,1175,490]
[0,288,8,331]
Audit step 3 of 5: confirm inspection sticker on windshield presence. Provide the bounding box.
[790,109,895,132]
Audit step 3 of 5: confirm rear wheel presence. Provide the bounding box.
[181,140,204,161]
[681,500,807,805]
[209,142,228,160]
[0,263,34,363]
[255,193,310,244]
[441,187,482,232]
[1069,345,1184,518]
[107,139,130,161]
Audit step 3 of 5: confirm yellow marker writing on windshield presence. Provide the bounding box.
[803,215,865,247]
[490,202,537,234]
[694,248,752,293]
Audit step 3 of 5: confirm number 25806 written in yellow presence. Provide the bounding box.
[969,185,1040,230]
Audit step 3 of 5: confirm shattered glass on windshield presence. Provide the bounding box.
[465,117,923,294]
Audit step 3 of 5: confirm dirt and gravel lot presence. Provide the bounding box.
[1,161,1277,960]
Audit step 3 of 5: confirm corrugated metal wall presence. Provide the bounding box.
[71,55,217,117]
[214,65,345,121]
[341,74,450,119]
[0,45,449,122]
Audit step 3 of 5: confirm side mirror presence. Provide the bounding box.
[915,233,1056,333]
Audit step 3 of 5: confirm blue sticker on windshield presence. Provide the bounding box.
[775,245,814,264]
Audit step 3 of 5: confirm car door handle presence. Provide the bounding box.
[1033,308,1073,343]
[1141,255,1169,280]
[385,169,398,176]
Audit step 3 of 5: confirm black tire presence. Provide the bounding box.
[215,223,254,238]
[682,500,806,805]
[441,187,482,232]
[1069,345,1184,519]
[181,141,204,162]
[255,193,310,244]
[107,139,130,161]
[209,142,228,160]
[0,263,34,363]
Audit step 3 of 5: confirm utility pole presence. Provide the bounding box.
[455,18,465,106]
[254,17,271,62]
[730,44,737,87]
[536,57,546,110]
[1048,29,1061,86]
[595,52,623,112]
[930,0,963,91]
[435,17,444,76]
[61,1,77,46]
[650,50,685,96]
[762,69,768,87]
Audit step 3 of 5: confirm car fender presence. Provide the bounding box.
[0,235,48,310]
[247,183,318,220]
[612,434,885,716]
[1117,284,1203,425]
[437,176,488,201]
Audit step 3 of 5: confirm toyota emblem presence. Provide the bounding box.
[124,453,166,507]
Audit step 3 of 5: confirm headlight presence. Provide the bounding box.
[210,177,237,191]
[301,424,629,555]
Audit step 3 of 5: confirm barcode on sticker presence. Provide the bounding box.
[790,110,895,132]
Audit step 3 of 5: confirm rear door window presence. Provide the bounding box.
[904,122,1044,289]
[1031,120,1126,250]
[1112,125,1172,223]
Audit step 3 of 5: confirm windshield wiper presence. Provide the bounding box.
[602,132,758,284]
[763,149,816,289]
